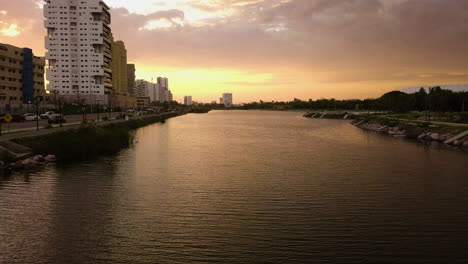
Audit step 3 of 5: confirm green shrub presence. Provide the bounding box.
[13,112,180,161]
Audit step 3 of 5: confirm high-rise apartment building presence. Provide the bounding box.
[222,93,233,107]
[136,78,173,103]
[0,43,46,109]
[135,79,150,97]
[152,83,160,102]
[127,64,135,96]
[44,0,113,96]
[135,79,158,102]
[110,34,128,95]
[157,77,171,102]
[184,96,192,105]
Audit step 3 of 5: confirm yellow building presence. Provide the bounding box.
[110,34,128,95]
[0,43,45,111]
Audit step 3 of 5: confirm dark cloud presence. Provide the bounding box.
[107,0,468,78]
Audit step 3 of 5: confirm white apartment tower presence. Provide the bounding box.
[184,96,193,106]
[222,93,233,107]
[44,0,113,96]
[134,79,160,102]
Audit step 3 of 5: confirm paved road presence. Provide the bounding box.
[0,112,178,142]
[1,112,122,134]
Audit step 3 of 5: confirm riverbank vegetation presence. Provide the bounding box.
[236,87,468,115]
[12,113,180,161]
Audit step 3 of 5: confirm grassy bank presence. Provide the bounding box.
[12,113,181,161]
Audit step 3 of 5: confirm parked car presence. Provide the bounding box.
[13,115,26,122]
[40,111,57,119]
[48,116,66,124]
[24,113,39,121]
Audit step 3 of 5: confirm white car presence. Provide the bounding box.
[23,113,38,121]
[40,111,57,119]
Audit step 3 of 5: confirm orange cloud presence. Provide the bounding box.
[1,0,468,102]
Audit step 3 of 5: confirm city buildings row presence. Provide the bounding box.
[135,77,172,102]
[182,93,233,107]
[1,0,174,112]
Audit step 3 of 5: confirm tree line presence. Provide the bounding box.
[237,87,468,113]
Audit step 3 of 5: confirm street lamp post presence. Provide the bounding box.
[35,96,40,131]
[58,95,63,128]
[97,99,102,124]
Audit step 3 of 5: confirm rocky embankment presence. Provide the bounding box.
[417,132,468,147]
[303,112,357,119]
[4,154,56,171]
[351,120,406,137]
[351,119,468,149]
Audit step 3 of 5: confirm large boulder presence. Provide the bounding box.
[11,161,24,170]
[33,155,45,162]
[439,134,450,142]
[22,159,39,168]
[44,155,56,162]
[430,133,440,141]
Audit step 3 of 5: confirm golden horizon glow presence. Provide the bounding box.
[1,0,468,103]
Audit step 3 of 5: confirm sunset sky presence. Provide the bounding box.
[1,0,468,103]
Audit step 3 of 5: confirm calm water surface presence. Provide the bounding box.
[1,110,468,263]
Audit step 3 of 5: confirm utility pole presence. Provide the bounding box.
[427,93,431,122]
[59,96,63,128]
[36,96,40,131]
[97,99,100,124]
[54,90,58,111]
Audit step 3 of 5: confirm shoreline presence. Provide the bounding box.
[303,111,468,151]
[349,117,468,150]
[1,112,185,171]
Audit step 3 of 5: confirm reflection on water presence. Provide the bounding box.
[1,110,468,264]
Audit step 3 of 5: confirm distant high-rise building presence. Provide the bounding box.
[44,0,113,95]
[184,96,193,105]
[135,79,162,102]
[0,43,46,108]
[135,79,150,97]
[151,82,160,102]
[156,77,172,102]
[222,93,233,107]
[127,64,135,96]
[110,34,128,95]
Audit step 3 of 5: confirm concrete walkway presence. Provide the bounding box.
[0,112,178,142]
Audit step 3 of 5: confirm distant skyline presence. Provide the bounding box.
[1,0,468,103]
